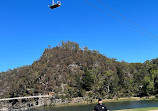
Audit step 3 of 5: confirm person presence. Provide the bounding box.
[93,98,109,111]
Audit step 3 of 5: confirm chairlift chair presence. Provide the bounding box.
[49,0,61,9]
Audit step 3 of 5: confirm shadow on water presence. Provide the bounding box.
[30,100,158,111]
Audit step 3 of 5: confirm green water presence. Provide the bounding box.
[32,100,158,111]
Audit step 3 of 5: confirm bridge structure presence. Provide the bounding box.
[0,95,51,101]
[0,94,52,110]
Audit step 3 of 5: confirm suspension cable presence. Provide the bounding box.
[82,0,158,42]
[96,0,158,39]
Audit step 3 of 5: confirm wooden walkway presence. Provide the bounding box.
[0,95,51,101]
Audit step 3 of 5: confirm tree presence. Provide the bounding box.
[82,69,97,91]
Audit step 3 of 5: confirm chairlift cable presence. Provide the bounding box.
[82,0,158,42]
[96,0,158,40]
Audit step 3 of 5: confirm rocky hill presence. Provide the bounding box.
[0,41,158,99]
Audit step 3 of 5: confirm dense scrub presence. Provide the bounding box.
[0,41,158,100]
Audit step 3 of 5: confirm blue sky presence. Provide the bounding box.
[0,0,158,72]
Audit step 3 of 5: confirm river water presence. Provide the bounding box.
[31,100,158,111]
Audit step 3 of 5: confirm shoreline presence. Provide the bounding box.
[114,107,158,111]
[44,96,157,108]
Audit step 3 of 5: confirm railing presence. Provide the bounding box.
[57,1,61,5]
[0,95,51,101]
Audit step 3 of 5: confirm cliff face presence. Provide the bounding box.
[0,41,158,99]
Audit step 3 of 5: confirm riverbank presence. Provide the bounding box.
[114,107,158,111]
[40,99,158,111]
[39,96,158,111]
[51,96,157,108]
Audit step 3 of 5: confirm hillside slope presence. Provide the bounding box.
[0,41,158,99]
